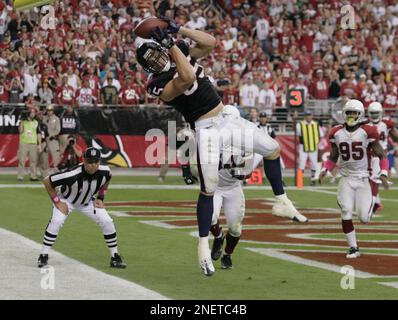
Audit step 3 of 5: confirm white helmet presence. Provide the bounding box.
[342,99,365,127]
[222,104,241,120]
[368,101,383,123]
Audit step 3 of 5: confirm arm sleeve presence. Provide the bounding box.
[146,73,173,97]
[364,125,379,143]
[328,125,342,143]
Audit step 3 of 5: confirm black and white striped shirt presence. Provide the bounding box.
[49,164,111,206]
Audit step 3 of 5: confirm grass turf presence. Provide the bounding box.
[1,175,398,299]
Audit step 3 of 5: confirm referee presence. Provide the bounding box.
[37,147,126,269]
[296,110,323,186]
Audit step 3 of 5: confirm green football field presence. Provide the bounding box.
[1,174,398,300]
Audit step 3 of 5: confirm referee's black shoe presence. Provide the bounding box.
[110,253,127,269]
[37,254,48,268]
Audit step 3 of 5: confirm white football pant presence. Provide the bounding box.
[211,184,245,237]
[195,113,279,194]
[337,176,373,223]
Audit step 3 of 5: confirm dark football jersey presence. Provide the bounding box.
[146,56,221,124]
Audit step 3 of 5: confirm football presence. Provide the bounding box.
[134,17,168,39]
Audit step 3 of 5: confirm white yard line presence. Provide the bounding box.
[305,187,398,203]
[0,228,168,300]
[245,248,398,279]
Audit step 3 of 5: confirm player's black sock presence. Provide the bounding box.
[263,157,284,196]
[197,193,213,237]
[225,233,240,255]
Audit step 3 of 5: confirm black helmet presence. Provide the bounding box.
[136,42,170,74]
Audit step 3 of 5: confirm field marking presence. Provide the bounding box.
[306,187,398,203]
[245,248,398,280]
[0,228,168,300]
[4,183,398,191]
[288,233,398,243]
[377,282,398,289]
[186,231,398,253]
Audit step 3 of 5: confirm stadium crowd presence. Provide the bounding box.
[0,0,398,118]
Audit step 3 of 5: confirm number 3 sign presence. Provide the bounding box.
[286,89,305,112]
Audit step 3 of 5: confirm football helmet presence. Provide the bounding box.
[136,41,171,74]
[342,99,365,127]
[368,101,383,123]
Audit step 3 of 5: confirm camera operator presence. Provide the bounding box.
[57,135,83,171]
[17,108,42,181]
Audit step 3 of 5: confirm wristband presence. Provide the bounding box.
[52,195,60,204]
[324,160,336,172]
[98,184,107,201]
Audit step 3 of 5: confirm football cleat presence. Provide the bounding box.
[272,194,308,223]
[37,254,48,268]
[198,243,215,276]
[221,254,233,269]
[211,233,225,261]
[110,253,127,268]
[346,247,360,259]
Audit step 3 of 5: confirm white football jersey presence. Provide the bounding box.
[76,88,96,106]
[366,118,395,150]
[329,124,378,178]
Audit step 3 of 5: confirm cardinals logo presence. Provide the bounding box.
[79,133,132,168]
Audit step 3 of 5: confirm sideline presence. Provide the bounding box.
[0,228,168,300]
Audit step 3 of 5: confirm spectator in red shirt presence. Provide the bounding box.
[383,82,398,116]
[0,72,10,103]
[361,80,377,109]
[298,45,313,77]
[223,84,240,106]
[119,74,142,105]
[279,55,294,81]
[340,74,358,99]
[56,76,75,106]
[309,69,330,99]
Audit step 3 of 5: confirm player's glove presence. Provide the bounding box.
[150,26,174,49]
[159,16,181,34]
[182,165,198,185]
[184,174,198,185]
